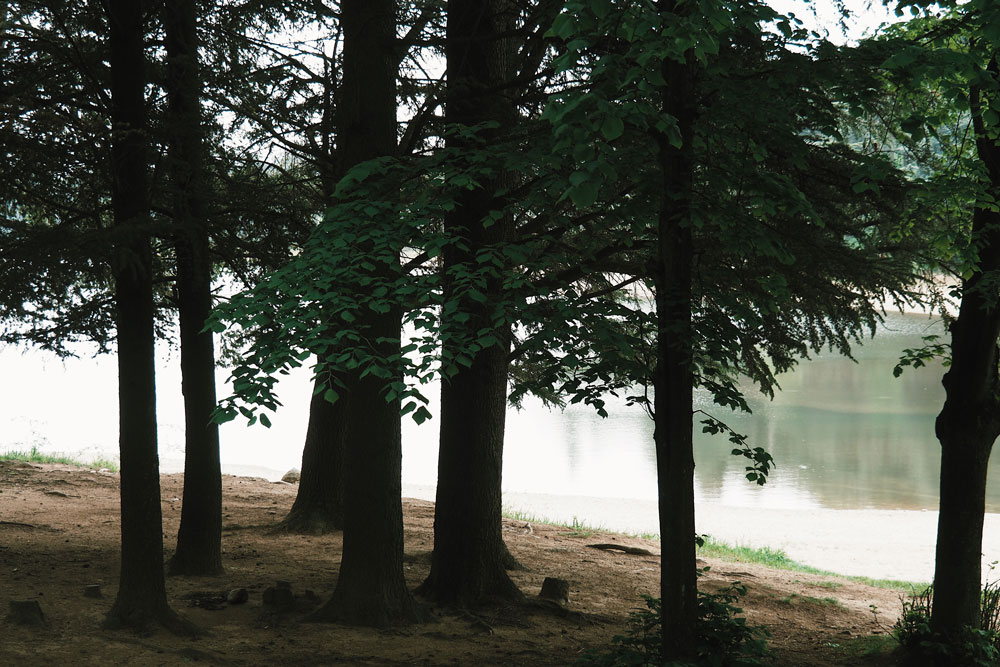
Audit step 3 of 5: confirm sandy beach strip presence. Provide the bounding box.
[199,464,995,585]
[474,488,1000,585]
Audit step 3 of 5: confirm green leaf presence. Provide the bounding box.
[600,113,624,141]
[413,406,433,424]
[569,180,600,208]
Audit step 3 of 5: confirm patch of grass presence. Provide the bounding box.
[560,517,598,538]
[500,513,924,591]
[825,635,895,658]
[501,508,658,540]
[0,446,118,472]
[697,536,926,591]
[777,593,839,607]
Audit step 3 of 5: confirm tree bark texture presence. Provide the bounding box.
[276,379,345,534]
[654,0,698,657]
[931,70,1000,637]
[162,0,223,577]
[308,0,418,627]
[415,0,523,607]
[104,0,192,634]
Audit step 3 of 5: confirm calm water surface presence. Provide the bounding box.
[0,311,980,512]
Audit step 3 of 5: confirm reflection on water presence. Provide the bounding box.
[496,311,971,512]
[2,311,992,512]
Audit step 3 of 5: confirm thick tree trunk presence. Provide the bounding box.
[275,379,345,534]
[416,0,522,607]
[307,0,418,626]
[931,73,1000,639]
[104,0,192,634]
[654,0,698,657]
[417,325,522,604]
[932,428,995,633]
[162,0,223,578]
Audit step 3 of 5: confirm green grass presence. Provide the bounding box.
[501,507,658,540]
[778,593,841,607]
[824,634,896,659]
[0,446,118,472]
[501,509,925,592]
[696,536,927,591]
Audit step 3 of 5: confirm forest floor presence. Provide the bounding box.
[0,460,914,666]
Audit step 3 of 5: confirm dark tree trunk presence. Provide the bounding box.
[279,58,345,536]
[931,72,1000,637]
[654,0,698,658]
[162,0,223,578]
[308,0,418,627]
[275,380,345,534]
[415,0,522,607]
[104,0,193,634]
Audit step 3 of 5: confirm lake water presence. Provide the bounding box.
[0,311,976,515]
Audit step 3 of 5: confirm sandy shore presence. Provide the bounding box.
[486,489,1000,585]
[191,462,990,585]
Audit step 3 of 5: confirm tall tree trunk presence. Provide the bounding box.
[278,56,345,536]
[162,0,223,577]
[307,0,418,627]
[931,71,1000,637]
[275,381,345,534]
[415,0,522,607]
[104,0,193,634]
[654,0,698,657]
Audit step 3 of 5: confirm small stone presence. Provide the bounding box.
[280,469,301,484]
[8,599,45,626]
[227,588,249,605]
[539,577,570,605]
[275,580,291,589]
[262,586,294,610]
[83,585,102,599]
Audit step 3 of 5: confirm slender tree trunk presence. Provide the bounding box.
[278,23,345,537]
[654,0,698,657]
[308,0,418,627]
[276,380,345,534]
[104,0,193,634]
[162,0,223,578]
[931,72,1000,636]
[416,0,522,607]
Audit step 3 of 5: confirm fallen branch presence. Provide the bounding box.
[586,543,655,556]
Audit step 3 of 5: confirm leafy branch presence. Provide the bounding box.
[696,410,774,485]
[893,333,952,377]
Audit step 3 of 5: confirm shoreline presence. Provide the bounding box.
[224,466,998,585]
[17,456,1000,584]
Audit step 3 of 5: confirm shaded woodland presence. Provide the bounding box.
[3,0,1000,664]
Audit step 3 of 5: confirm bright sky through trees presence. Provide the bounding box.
[770,0,903,44]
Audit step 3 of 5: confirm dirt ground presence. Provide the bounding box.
[1,460,911,665]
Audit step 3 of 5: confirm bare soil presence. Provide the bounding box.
[1,461,908,665]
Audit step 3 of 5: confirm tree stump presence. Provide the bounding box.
[8,599,45,626]
[539,577,569,605]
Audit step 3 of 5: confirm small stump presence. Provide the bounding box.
[263,583,295,610]
[227,588,249,605]
[539,577,570,605]
[8,599,45,626]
